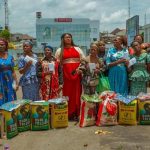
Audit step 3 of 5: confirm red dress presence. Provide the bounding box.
[62,47,82,118]
[40,60,59,100]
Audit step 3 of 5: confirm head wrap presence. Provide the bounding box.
[44,45,53,52]
[23,40,33,47]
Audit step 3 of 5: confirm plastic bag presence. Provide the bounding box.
[96,73,110,93]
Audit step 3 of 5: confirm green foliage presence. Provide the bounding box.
[141,32,144,38]
[0,29,10,40]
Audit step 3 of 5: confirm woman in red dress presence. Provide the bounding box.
[37,46,63,100]
[55,33,85,120]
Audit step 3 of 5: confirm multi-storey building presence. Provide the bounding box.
[36,12,99,54]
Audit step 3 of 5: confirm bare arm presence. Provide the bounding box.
[19,60,32,74]
[12,69,19,91]
[108,58,127,67]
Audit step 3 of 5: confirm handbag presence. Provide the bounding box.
[96,73,110,93]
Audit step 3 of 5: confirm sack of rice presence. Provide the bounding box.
[79,99,96,127]
[0,112,5,138]
[119,100,137,125]
[50,101,68,128]
[31,101,49,130]
[96,98,118,126]
[138,99,150,125]
[0,101,19,139]
[16,100,31,132]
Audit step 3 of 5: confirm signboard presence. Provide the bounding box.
[126,15,139,46]
[54,18,72,22]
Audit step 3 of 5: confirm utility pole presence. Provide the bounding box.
[4,0,9,30]
[128,0,130,18]
[145,13,147,25]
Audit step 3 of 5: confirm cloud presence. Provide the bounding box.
[101,9,128,23]
[0,0,149,36]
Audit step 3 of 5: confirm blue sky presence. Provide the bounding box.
[0,0,150,37]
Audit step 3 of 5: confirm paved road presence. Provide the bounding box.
[1,71,150,150]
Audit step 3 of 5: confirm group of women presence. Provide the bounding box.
[0,33,150,121]
[106,35,150,96]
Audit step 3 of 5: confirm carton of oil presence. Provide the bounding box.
[31,101,49,130]
[138,100,150,125]
[51,101,68,128]
[15,100,31,132]
[0,101,20,139]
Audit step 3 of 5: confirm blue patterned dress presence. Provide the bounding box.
[106,48,128,95]
[0,54,16,106]
[18,54,40,101]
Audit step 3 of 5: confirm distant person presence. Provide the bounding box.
[36,45,63,100]
[106,36,129,95]
[129,41,150,95]
[134,34,144,45]
[18,40,40,101]
[129,34,145,55]
[55,33,85,120]
[0,38,18,106]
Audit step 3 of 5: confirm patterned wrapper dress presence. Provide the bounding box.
[18,54,40,101]
[0,54,16,105]
[36,57,63,100]
[129,53,150,96]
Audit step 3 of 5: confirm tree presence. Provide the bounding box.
[0,29,10,40]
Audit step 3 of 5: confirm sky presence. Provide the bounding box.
[0,0,150,37]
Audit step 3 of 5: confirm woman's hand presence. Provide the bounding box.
[94,68,100,74]
[15,84,19,91]
[76,68,82,74]
[26,60,33,67]
[124,60,129,67]
[45,71,53,76]
[58,85,63,95]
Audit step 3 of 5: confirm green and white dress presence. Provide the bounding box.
[129,53,150,96]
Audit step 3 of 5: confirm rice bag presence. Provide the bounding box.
[138,100,150,125]
[0,112,5,138]
[16,100,31,132]
[50,101,68,128]
[0,101,19,139]
[96,98,118,126]
[79,100,96,127]
[119,100,137,125]
[31,101,49,130]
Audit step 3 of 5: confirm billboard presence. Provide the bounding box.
[126,15,139,46]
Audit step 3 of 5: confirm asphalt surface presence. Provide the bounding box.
[1,71,150,150]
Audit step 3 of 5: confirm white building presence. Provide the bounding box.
[144,24,150,42]
[36,13,99,54]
